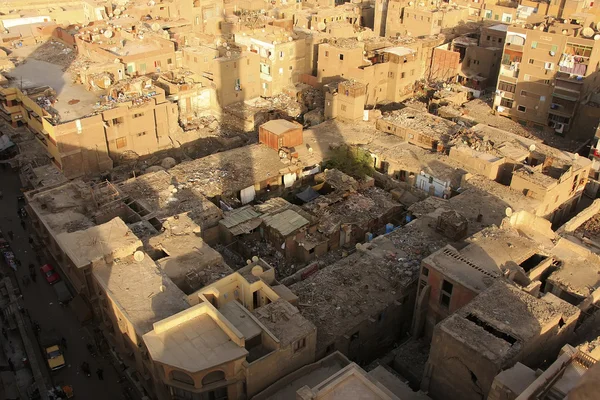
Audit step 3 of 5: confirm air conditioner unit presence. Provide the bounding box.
[555,123,565,133]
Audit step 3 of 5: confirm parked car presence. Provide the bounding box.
[40,264,60,285]
[45,345,66,371]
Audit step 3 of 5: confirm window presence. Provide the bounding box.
[262,82,268,89]
[517,105,527,112]
[202,371,225,386]
[528,59,535,64]
[551,45,558,53]
[440,280,453,308]
[498,81,516,93]
[500,98,513,108]
[401,72,405,78]
[132,113,144,119]
[116,137,127,149]
[167,58,172,64]
[339,54,344,60]
[388,72,394,78]
[494,14,499,20]
[137,132,147,137]
[171,370,194,385]
[411,69,415,76]
[279,51,284,59]
[325,51,329,57]
[486,35,490,40]
[194,57,198,63]
[531,41,537,49]
[341,104,347,111]
[422,267,429,276]
[111,117,124,125]
[293,337,306,353]
[544,62,554,70]
[154,60,161,68]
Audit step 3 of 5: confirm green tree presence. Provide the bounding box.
[323,145,374,180]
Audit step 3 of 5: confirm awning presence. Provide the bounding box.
[229,218,263,236]
[296,186,320,203]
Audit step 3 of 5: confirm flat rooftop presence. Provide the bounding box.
[291,236,415,353]
[256,352,350,400]
[252,299,316,347]
[261,119,302,135]
[424,245,499,293]
[548,239,600,299]
[381,107,459,140]
[28,180,96,234]
[57,217,142,269]
[117,170,223,229]
[143,303,247,373]
[461,226,542,272]
[105,41,161,57]
[93,253,189,336]
[169,144,292,199]
[440,281,579,364]
[6,57,98,122]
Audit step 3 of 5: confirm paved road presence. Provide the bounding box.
[0,168,131,399]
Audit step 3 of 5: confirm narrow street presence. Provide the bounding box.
[0,167,134,399]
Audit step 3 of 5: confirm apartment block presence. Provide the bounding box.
[385,3,470,38]
[317,39,420,105]
[235,30,309,97]
[493,17,600,136]
[423,280,580,400]
[142,259,317,400]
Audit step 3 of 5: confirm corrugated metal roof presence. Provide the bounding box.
[261,119,300,135]
[263,209,309,236]
[220,206,262,228]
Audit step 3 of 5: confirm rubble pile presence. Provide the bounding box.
[575,213,600,241]
[382,107,459,139]
[387,223,447,276]
[29,40,75,69]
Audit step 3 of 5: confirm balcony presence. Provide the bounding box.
[500,64,519,79]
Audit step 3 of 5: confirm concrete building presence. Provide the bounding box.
[144,259,317,400]
[0,74,179,178]
[317,38,421,105]
[376,107,460,152]
[254,351,429,400]
[422,280,580,400]
[290,234,418,363]
[383,2,470,38]
[493,17,600,137]
[449,124,592,224]
[234,30,309,97]
[488,344,598,400]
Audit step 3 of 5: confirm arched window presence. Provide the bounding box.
[171,370,194,386]
[202,370,225,386]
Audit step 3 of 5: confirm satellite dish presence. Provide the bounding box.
[288,36,293,42]
[529,144,536,152]
[114,8,122,15]
[505,207,513,217]
[226,51,231,57]
[215,39,222,46]
[104,29,114,38]
[594,34,600,40]
[582,27,594,37]
[134,251,145,262]
[409,1,413,4]
[151,22,161,31]
[222,42,228,47]
[252,256,259,262]
[574,153,579,160]
[317,22,326,30]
